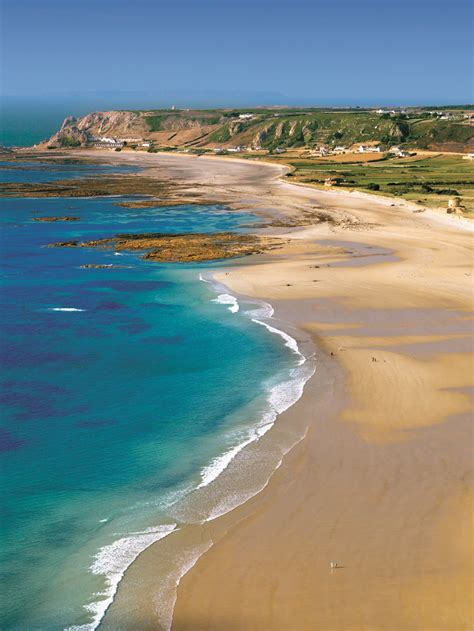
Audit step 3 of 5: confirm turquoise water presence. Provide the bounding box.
[0,161,305,629]
[0,100,89,147]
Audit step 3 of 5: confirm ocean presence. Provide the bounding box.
[0,159,314,629]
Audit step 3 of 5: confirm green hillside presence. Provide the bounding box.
[141,108,474,152]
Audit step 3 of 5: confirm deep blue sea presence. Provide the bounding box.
[0,160,311,630]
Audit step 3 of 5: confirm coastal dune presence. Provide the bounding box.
[82,151,473,630]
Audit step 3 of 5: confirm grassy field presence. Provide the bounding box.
[265,152,474,214]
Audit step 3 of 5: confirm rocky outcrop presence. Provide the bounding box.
[50,232,282,262]
[47,111,148,147]
[34,216,80,222]
[79,264,131,269]
[48,240,78,247]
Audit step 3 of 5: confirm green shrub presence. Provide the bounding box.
[436,188,459,195]
[60,136,81,147]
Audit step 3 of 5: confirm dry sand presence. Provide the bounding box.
[76,151,473,630]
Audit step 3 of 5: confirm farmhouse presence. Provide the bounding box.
[358,144,381,153]
[390,146,410,157]
[311,146,329,157]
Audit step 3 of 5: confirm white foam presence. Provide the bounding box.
[198,272,212,284]
[246,302,274,319]
[50,307,86,312]
[205,426,310,522]
[211,293,239,313]
[252,318,305,364]
[66,524,176,631]
[197,421,273,490]
[193,283,314,494]
[197,355,315,493]
[69,276,315,631]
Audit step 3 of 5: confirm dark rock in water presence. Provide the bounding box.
[79,264,131,269]
[34,216,80,222]
[114,199,184,209]
[48,240,78,247]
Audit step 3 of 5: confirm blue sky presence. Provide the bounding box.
[1,0,473,106]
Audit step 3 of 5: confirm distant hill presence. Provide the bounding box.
[46,107,474,153]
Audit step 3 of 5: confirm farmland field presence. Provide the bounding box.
[267,152,474,214]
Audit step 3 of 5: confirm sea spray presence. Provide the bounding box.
[211,293,240,313]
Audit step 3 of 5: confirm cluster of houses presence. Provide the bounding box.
[357,143,411,157]
[427,111,473,121]
[309,142,413,158]
[90,136,152,150]
[375,108,407,116]
[310,145,347,157]
[91,136,124,149]
[375,108,474,123]
[311,143,383,156]
[213,144,263,154]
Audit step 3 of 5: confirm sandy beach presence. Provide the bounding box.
[69,150,473,630]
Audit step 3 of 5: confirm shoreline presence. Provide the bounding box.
[8,149,474,629]
[97,275,318,631]
[171,155,472,630]
[83,151,471,629]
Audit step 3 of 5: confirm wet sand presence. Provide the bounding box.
[71,151,474,630]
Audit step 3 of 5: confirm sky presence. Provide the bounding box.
[1,0,473,107]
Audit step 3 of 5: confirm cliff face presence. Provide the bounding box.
[47,111,148,147]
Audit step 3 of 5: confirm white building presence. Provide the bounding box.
[93,137,123,149]
[311,146,329,156]
[238,113,253,120]
[358,144,381,153]
[390,146,410,158]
